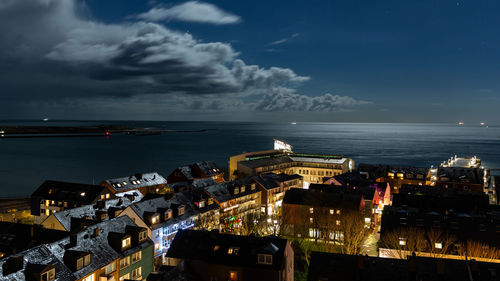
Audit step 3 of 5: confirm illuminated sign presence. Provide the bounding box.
[274,139,292,151]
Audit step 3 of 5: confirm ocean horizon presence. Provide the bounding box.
[1,120,499,197]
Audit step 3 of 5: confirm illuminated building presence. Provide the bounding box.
[380,186,499,261]
[309,182,390,226]
[167,161,225,184]
[0,216,154,281]
[101,172,170,196]
[436,167,487,192]
[117,193,199,267]
[41,194,143,231]
[229,139,353,188]
[203,179,262,231]
[281,188,365,241]
[253,173,303,215]
[357,164,430,193]
[31,180,116,224]
[164,230,294,281]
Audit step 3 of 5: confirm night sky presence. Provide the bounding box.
[1,0,499,123]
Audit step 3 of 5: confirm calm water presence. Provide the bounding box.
[1,121,499,197]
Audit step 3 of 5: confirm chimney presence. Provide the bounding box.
[135,173,143,180]
[69,234,77,247]
[2,255,24,275]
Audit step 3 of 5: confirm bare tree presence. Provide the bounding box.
[425,229,455,258]
[338,211,370,255]
[380,227,427,259]
[458,241,500,261]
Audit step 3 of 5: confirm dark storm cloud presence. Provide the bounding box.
[0,0,367,117]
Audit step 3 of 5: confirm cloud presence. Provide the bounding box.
[269,33,299,46]
[0,0,369,119]
[253,89,371,112]
[137,1,241,25]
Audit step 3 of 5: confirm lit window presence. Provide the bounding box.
[228,247,240,255]
[81,274,94,281]
[41,268,55,281]
[136,180,141,184]
[330,209,334,215]
[336,209,341,215]
[151,216,159,224]
[139,231,147,242]
[131,267,142,279]
[84,254,91,266]
[213,245,220,251]
[230,271,238,281]
[119,273,130,281]
[76,258,84,270]
[309,207,314,214]
[123,181,127,185]
[117,184,121,188]
[132,251,142,263]
[105,262,116,274]
[45,209,50,216]
[80,192,85,197]
[399,238,406,246]
[100,195,105,199]
[435,242,442,249]
[309,218,313,223]
[105,193,110,199]
[336,220,341,226]
[119,256,130,269]
[51,200,55,205]
[122,237,131,249]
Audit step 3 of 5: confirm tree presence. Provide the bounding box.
[339,211,371,255]
[379,227,456,259]
[425,229,455,258]
[194,210,219,231]
[379,227,427,259]
[239,211,272,236]
[458,241,500,262]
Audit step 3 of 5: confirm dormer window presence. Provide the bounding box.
[41,267,56,281]
[178,205,185,216]
[228,247,240,255]
[199,200,206,208]
[251,183,256,190]
[257,254,273,265]
[234,187,239,194]
[122,181,127,185]
[139,230,147,243]
[122,237,131,250]
[165,209,173,220]
[241,185,246,193]
[151,215,160,224]
[76,254,91,271]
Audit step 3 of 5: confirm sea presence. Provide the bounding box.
[1,120,499,197]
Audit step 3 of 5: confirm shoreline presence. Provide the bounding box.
[0,125,213,138]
